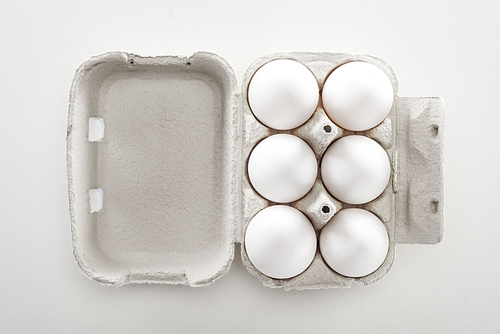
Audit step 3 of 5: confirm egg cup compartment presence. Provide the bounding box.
[67,51,444,289]
[240,53,399,289]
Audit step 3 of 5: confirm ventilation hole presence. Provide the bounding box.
[322,205,330,214]
[89,188,103,213]
[323,125,332,133]
[431,200,439,214]
[186,62,191,66]
[431,125,439,137]
[89,117,105,141]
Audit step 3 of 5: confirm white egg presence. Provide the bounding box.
[319,208,389,278]
[321,135,390,204]
[248,134,317,203]
[245,205,317,279]
[248,59,319,130]
[322,61,394,131]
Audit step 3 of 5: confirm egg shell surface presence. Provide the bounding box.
[322,61,394,131]
[245,205,317,279]
[248,59,319,130]
[321,135,390,205]
[319,208,389,278]
[248,134,317,203]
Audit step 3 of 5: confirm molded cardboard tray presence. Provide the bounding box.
[67,51,444,289]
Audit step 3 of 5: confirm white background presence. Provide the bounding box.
[1,0,499,333]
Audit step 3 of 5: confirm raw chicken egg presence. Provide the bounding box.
[321,135,390,204]
[248,59,319,130]
[245,205,317,279]
[322,61,394,131]
[319,208,389,278]
[248,134,317,203]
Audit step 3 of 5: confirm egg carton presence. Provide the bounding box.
[67,51,444,289]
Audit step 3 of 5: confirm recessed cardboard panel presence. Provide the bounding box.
[67,52,239,286]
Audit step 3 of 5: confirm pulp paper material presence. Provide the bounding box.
[67,51,444,289]
[395,97,445,244]
[68,52,240,286]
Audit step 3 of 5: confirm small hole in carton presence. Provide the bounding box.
[89,188,103,213]
[323,125,332,133]
[89,117,105,142]
[431,125,439,137]
[186,62,191,66]
[431,200,439,213]
[322,205,330,214]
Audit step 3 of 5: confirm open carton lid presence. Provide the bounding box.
[67,51,444,288]
[68,52,240,286]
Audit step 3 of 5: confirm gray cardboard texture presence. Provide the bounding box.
[67,51,445,289]
[68,52,240,286]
